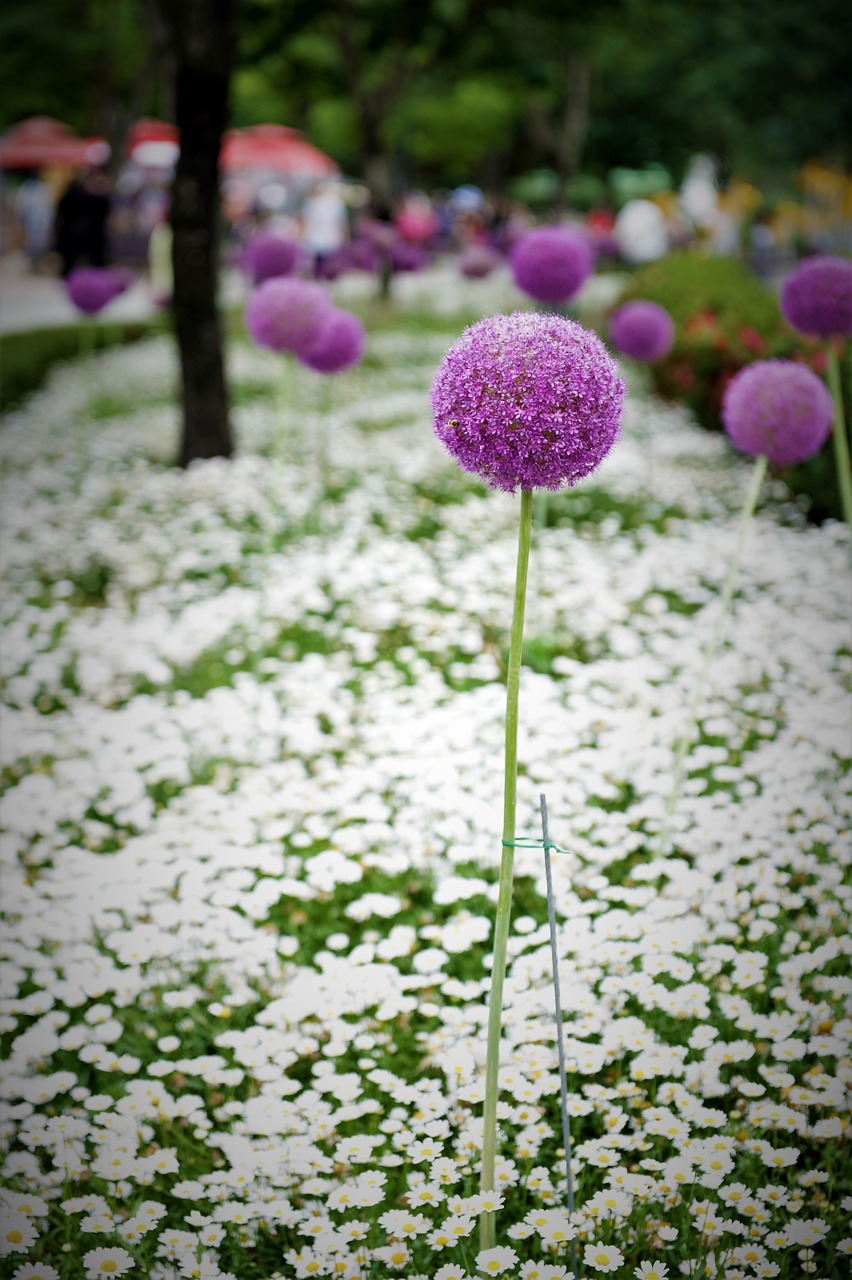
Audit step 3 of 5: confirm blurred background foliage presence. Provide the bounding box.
[2,0,849,199]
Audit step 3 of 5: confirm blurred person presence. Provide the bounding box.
[14,170,53,268]
[54,175,89,276]
[300,180,348,278]
[147,203,173,307]
[679,153,719,235]
[394,191,439,244]
[82,166,113,266]
[747,209,778,282]
[54,166,113,276]
[614,198,668,263]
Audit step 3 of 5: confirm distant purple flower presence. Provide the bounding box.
[431,311,625,491]
[298,308,365,374]
[609,300,675,362]
[356,218,397,251]
[242,231,301,285]
[780,255,852,338]
[315,249,350,281]
[345,238,381,272]
[459,244,501,279]
[722,359,833,466]
[64,267,125,315]
[509,226,594,305]
[245,278,334,357]
[111,266,135,295]
[390,241,429,273]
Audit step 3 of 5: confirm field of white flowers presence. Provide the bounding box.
[1,265,850,1280]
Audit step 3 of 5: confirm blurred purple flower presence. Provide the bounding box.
[390,241,429,273]
[356,217,397,252]
[609,300,675,362]
[722,359,833,466]
[242,231,301,285]
[780,254,852,338]
[298,307,365,374]
[111,267,135,295]
[315,250,350,281]
[509,226,594,305]
[431,311,624,492]
[345,238,382,272]
[244,278,334,356]
[64,267,126,316]
[459,243,501,279]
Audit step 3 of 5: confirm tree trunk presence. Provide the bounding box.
[151,0,235,466]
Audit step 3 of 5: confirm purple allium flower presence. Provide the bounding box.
[242,231,301,285]
[345,238,381,272]
[459,243,501,279]
[298,307,365,374]
[111,266,135,295]
[780,254,852,338]
[431,311,625,492]
[509,226,594,305]
[721,359,833,467]
[390,241,429,273]
[64,267,126,315]
[315,249,350,281]
[356,217,397,251]
[609,300,675,362]
[244,278,334,357]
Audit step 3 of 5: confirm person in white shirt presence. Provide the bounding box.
[15,172,53,267]
[300,180,348,276]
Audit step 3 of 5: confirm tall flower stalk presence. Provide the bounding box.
[663,358,834,845]
[480,486,531,1249]
[431,311,624,1249]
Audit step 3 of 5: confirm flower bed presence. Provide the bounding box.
[0,285,850,1279]
[618,253,849,522]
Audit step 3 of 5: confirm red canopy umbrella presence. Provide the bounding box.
[0,116,106,170]
[125,118,179,168]
[220,125,338,177]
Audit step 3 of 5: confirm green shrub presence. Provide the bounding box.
[620,252,847,522]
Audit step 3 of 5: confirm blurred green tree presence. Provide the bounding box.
[0,0,158,161]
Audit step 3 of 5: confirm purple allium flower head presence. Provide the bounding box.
[242,231,301,285]
[390,241,429,272]
[721,359,833,467]
[244,277,334,356]
[431,311,625,492]
[315,249,350,281]
[509,226,594,304]
[609,300,675,362]
[64,267,126,315]
[111,266,135,295]
[345,238,381,272]
[459,243,501,279]
[298,307,365,374]
[780,254,852,338]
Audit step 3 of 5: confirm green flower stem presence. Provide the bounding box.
[661,452,768,848]
[480,486,533,1252]
[826,343,852,526]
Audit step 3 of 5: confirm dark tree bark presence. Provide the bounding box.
[149,0,235,466]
